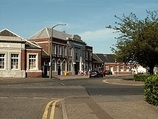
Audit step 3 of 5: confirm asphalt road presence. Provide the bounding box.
[0,77,144,119]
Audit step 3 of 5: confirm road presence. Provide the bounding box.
[0,76,144,119]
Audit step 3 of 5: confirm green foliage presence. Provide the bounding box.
[144,75,158,106]
[107,10,158,74]
[134,74,150,81]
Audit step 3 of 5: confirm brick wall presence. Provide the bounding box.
[29,38,50,54]
[26,71,42,78]
[25,49,42,77]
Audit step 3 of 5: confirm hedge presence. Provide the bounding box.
[134,74,150,81]
[144,75,158,106]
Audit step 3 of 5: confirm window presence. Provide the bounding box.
[85,51,88,60]
[106,66,109,70]
[65,47,67,56]
[61,46,65,57]
[69,48,72,56]
[126,66,130,71]
[89,52,92,60]
[52,60,55,71]
[11,54,19,69]
[52,44,56,55]
[0,54,5,69]
[29,54,37,70]
[59,46,62,55]
[76,52,78,60]
[57,45,60,56]
[120,65,124,72]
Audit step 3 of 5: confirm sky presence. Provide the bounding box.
[0,0,158,53]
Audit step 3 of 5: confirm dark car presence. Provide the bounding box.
[89,70,103,78]
[105,70,112,75]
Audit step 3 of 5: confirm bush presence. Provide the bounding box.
[144,75,158,106]
[134,74,150,81]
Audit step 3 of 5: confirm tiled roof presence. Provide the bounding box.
[93,54,103,63]
[95,53,115,63]
[29,27,72,40]
[106,54,115,62]
[29,27,86,44]
[25,42,41,49]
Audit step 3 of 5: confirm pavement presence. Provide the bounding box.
[0,74,144,86]
[0,75,158,119]
[53,75,158,119]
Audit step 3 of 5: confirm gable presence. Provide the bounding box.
[0,28,41,49]
[0,28,24,42]
[0,29,19,37]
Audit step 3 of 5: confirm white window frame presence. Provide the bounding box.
[0,53,5,70]
[52,44,56,55]
[59,45,62,55]
[126,66,130,71]
[69,48,72,56]
[11,54,19,70]
[57,45,60,56]
[105,66,109,70]
[28,53,38,70]
[120,65,124,72]
[64,46,67,56]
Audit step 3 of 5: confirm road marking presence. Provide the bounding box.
[50,99,62,119]
[60,82,65,86]
[0,96,50,100]
[42,100,54,119]
[42,98,63,119]
[33,97,47,100]
[0,97,8,99]
[13,97,27,99]
[103,80,144,86]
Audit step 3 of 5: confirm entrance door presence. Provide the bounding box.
[74,62,79,75]
[58,66,61,75]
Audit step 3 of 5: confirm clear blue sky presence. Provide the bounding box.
[0,0,157,53]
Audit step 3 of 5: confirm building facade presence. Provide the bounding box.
[93,53,132,75]
[0,29,42,78]
[29,27,93,76]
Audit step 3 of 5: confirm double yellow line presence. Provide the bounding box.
[42,98,63,119]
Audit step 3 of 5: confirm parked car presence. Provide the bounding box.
[89,69,103,78]
[104,70,112,75]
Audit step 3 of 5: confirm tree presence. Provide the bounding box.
[107,10,158,74]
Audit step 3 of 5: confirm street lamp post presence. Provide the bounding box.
[115,60,117,76]
[49,23,66,79]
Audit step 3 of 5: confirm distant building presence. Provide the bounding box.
[0,29,42,78]
[92,53,132,75]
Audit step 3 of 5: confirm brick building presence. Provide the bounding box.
[28,27,93,76]
[93,53,132,75]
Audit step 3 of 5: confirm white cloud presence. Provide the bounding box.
[79,28,116,41]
